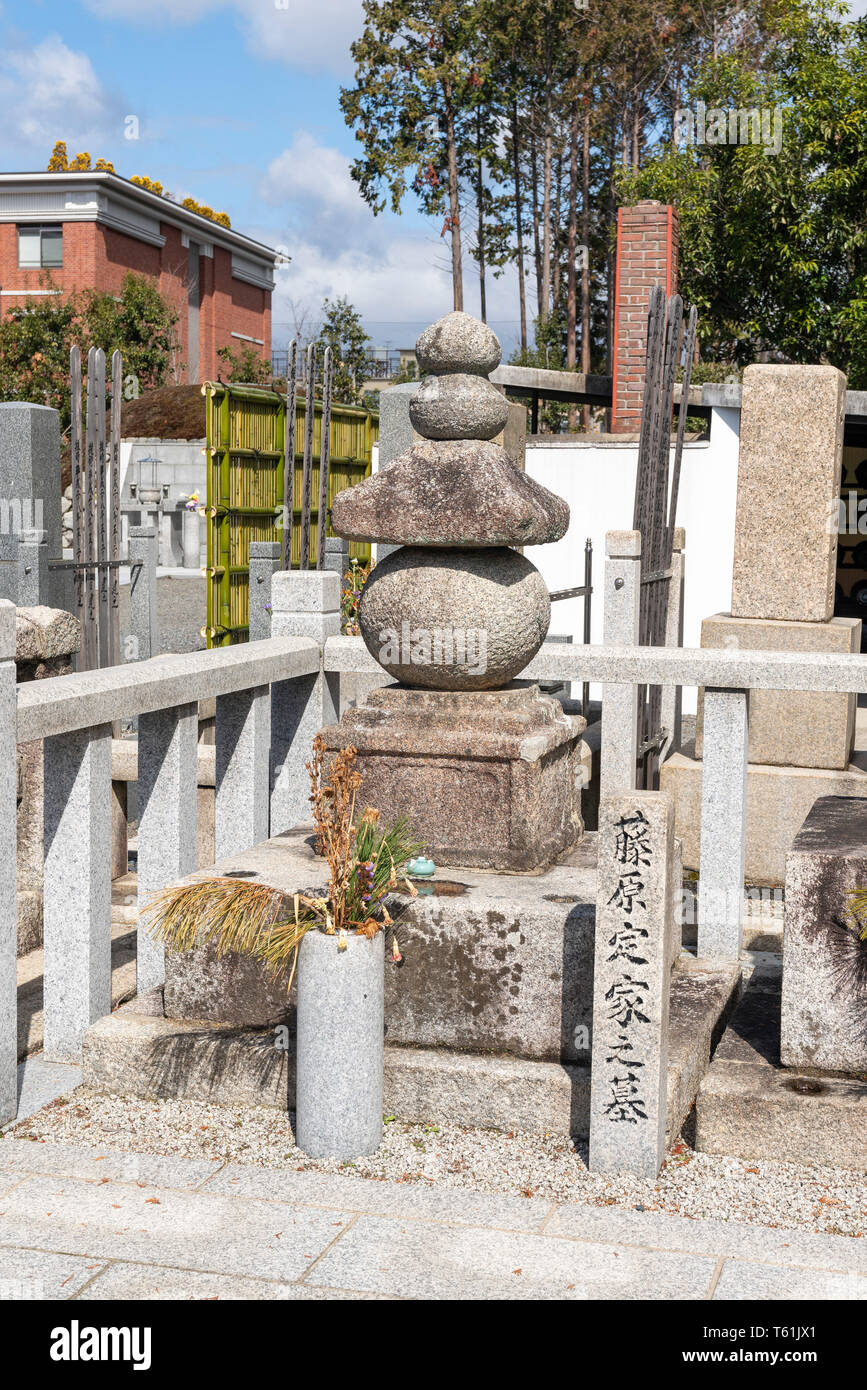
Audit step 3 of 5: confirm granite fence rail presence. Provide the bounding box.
[3,566,867,1125]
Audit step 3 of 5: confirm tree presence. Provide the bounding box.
[0,273,181,436]
[0,289,79,427]
[47,141,68,171]
[319,296,371,403]
[341,0,487,311]
[619,4,867,385]
[80,273,181,394]
[216,343,272,384]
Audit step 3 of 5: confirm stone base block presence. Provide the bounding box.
[83,955,740,1140]
[320,681,585,871]
[696,957,867,1171]
[695,614,860,770]
[162,824,685,1062]
[781,795,867,1074]
[661,743,867,886]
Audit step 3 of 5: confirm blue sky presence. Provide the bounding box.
[0,0,487,353]
[2,0,866,361]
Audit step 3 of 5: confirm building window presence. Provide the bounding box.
[18,225,63,269]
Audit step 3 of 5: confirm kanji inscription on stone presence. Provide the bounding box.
[589,792,674,1177]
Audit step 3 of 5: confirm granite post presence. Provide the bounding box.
[660,527,685,761]
[15,529,50,609]
[215,685,271,860]
[128,525,158,662]
[601,530,641,798]
[589,790,674,1178]
[43,725,112,1060]
[269,570,340,835]
[697,689,749,959]
[323,535,349,578]
[15,606,81,957]
[136,703,199,991]
[0,602,16,1122]
[248,541,281,641]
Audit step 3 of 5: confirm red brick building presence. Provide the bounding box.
[0,171,278,383]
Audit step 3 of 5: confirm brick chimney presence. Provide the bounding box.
[610,201,679,434]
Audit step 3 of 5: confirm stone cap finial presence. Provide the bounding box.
[416,311,501,377]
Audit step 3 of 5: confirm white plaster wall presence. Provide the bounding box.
[119,437,207,566]
[524,406,742,708]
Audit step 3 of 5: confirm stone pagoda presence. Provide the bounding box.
[324,310,584,870]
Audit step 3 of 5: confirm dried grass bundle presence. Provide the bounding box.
[142,736,422,986]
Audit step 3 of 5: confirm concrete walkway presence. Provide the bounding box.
[0,1137,864,1300]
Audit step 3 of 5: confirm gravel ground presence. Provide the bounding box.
[7,1090,865,1239]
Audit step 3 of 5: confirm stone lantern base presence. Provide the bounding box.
[320,682,585,872]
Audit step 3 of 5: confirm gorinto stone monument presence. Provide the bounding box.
[325,310,584,870]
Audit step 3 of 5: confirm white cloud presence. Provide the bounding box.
[259,132,376,256]
[83,0,365,74]
[0,35,123,149]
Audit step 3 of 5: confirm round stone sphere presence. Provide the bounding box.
[359,546,551,690]
[409,373,509,441]
[416,311,501,376]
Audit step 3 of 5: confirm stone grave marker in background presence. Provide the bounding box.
[662,363,865,885]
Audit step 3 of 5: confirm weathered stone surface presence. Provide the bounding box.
[322,683,584,871]
[330,439,568,549]
[695,613,860,770]
[781,796,867,1074]
[661,742,867,885]
[589,792,673,1178]
[15,606,80,665]
[82,958,739,1141]
[409,373,509,441]
[697,958,867,1171]
[164,939,293,1027]
[416,310,501,377]
[358,545,550,690]
[731,364,846,622]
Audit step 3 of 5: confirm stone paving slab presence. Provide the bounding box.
[0,1246,107,1300]
[0,1174,354,1283]
[0,1139,864,1300]
[714,1259,867,1301]
[0,1138,223,1190]
[303,1213,718,1300]
[76,1262,392,1301]
[202,1164,554,1231]
[547,1202,867,1274]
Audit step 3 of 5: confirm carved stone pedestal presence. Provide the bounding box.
[321,682,585,871]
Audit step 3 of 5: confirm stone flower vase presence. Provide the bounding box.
[295,928,385,1159]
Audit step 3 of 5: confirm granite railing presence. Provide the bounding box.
[3,573,867,1126]
[0,575,340,1125]
[323,632,867,960]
